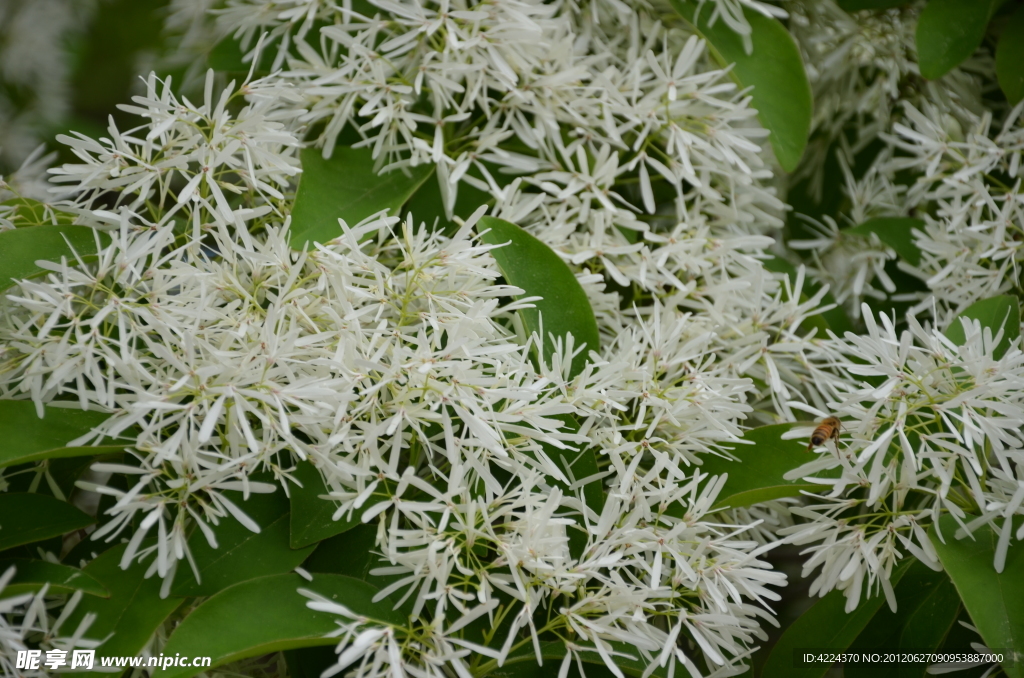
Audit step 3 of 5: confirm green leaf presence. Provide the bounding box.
[0,559,109,598]
[846,559,961,678]
[0,225,106,293]
[761,561,913,678]
[0,400,126,469]
[476,216,600,378]
[403,163,497,235]
[155,574,405,678]
[669,0,812,172]
[699,424,838,510]
[943,295,1020,360]
[838,0,909,9]
[897,574,962,656]
[303,524,418,618]
[0,493,94,551]
[304,523,379,579]
[844,217,924,266]
[477,640,671,678]
[996,4,1024,105]
[63,543,183,659]
[284,646,341,678]
[531,414,605,561]
[930,515,1024,678]
[171,488,316,597]
[290,461,364,549]
[916,0,1003,80]
[289,147,434,250]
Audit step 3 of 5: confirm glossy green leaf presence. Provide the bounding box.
[0,400,126,469]
[403,164,496,235]
[844,217,924,266]
[289,147,434,250]
[930,515,1024,678]
[476,216,600,378]
[943,295,1020,360]
[283,646,340,678]
[290,461,363,549]
[156,574,405,678]
[534,414,605,561]
[916,0,1002,80]
[63,543,183,659]
[669,0,812,172]
[0,493,94,551]
[762,561,913,678]
[304,523,379,579]
[846,559,961,678]
[0,558,109,598]
[476,640,672,678]
[699,424,838,510]
[0,225,106,293]
[996,4,1024,105]
[303,524,418,618]
[172,488,315,597]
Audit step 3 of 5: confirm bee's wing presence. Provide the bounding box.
[780,422,820,440]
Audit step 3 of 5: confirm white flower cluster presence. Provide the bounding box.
[198,0,834,428]
[782,0,998,319]
[261,0,784,257]
[780,306,1024,610]
[0,566,100,678]
[889,102,1024,322]
[48,71,302,230]
[307,468,782,678]
[3,0,1023,674]
[0,191,793,673]
[2,0,847,671]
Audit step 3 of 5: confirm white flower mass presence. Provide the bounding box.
[1,0,1023,676]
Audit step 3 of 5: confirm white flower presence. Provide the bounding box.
[49,70,302,225]
[781,305,1024,603]
[0,566,101,678]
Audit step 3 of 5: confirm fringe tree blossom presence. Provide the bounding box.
[782,0,997,317]
[0,567,100,678]
[304,469,783,678]
[3,0,1024,675]
[781,306,1024,609]
[0,198,789,672]
[889,102,1024,322]
[48,71,302,227]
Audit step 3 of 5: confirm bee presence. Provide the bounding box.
[807,416,842,452]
